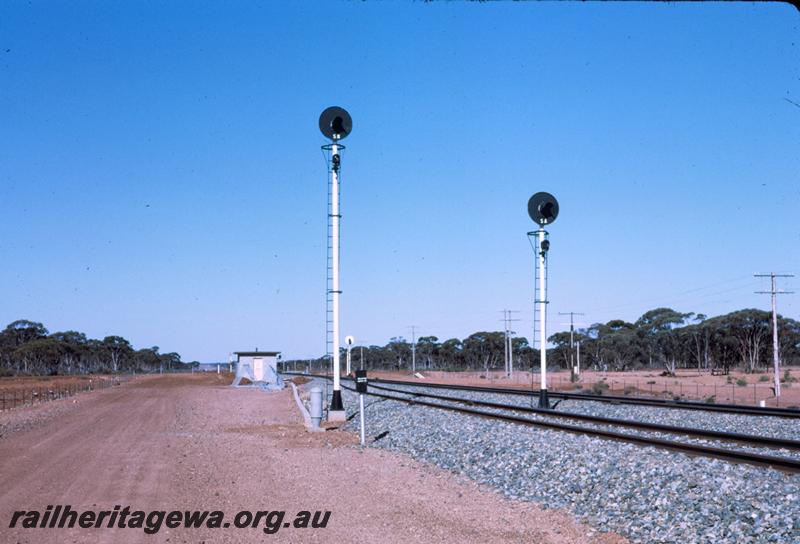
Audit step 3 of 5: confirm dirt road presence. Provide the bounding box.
[0,374,622,543]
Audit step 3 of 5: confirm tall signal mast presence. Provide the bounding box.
[527,192,559,409]
[319,106,352,421]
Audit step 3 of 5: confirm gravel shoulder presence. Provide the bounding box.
[0,373,624,543]
[331,381,800,544]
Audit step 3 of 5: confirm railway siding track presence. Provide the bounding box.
[283,373,800,473]
[339,382,800,473]
[370,377,800,418]
[365,382,800,452]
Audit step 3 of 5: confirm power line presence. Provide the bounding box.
[582,275,757,314]
[784,97,800,110]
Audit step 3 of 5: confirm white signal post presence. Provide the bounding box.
[331,141,342,404]
[537,228,548,396]
[319,106,352,420]
[527,191,559,409]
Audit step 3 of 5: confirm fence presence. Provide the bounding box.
[399,370,795,409]
[0,376,132,412]
[553,376,790,407]
[480,373,792,408]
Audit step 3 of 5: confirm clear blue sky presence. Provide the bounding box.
[1,2,798,362]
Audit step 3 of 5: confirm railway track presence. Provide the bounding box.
[365,382,800,451]
[283,372,800,473]
[369,377,800,418]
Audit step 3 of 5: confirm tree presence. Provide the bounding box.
[416,336,439,369]
[462,332,505,374]
[720,309,771,373]
[548,331,573,369]
[102,336,133,373]
[439,338,464,370]
[635,308,692,373]
[13,338,64,374]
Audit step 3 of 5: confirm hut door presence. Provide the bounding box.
[253,358,264,381]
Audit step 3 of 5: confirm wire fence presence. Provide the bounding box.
[548,376,790,407]
[474,373,794,408]
[0,376,133,412]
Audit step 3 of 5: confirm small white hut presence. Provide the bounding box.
[231,350,283,390]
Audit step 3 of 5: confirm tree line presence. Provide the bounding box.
[0,320,192,376]
[287,308,800,375]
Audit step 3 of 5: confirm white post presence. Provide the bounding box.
[359,393,366,446]
[509,332,514,379]
[329,141,344,415]
[538,228,547,393]
[411,326,416,374]
[332,141,340,392]
[576,341,581,375]
[503,311,509,377]
[771,274,781,399]
[346,345,352,375]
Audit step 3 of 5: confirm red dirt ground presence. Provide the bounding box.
[0,373,626,544]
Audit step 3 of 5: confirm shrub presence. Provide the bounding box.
[759,375,770,382]
[591,381,609,395]
[736,378,748,387]
[781,370,797,384]
[726,376,733,384]
[646,380,656,385]
[623,385,636,396]
[704,395,716,404]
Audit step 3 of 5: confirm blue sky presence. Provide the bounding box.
[1,2,798,362]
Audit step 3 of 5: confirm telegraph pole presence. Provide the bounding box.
[755,273,794,400]
[409,325,418,374]
[502,311,508,376]
[559,311,585,382]
[500,310,521,378]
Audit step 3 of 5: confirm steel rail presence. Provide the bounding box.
[368,377,800,418]
[334,382,800,474]
[366,382,800,451]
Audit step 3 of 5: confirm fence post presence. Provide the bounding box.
[753,384,756,405]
